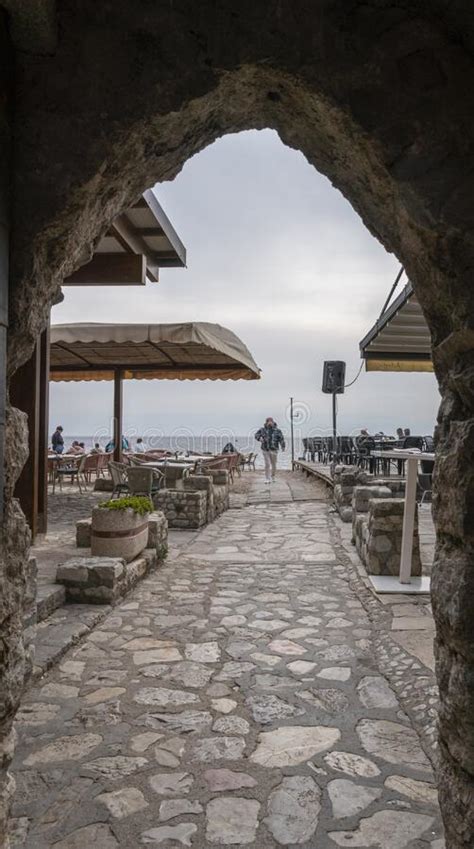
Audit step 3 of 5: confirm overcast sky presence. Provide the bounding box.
[51,129,439,443]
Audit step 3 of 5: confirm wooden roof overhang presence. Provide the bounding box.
[63,190,186,287]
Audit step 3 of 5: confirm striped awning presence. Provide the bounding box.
[360,284,433,372]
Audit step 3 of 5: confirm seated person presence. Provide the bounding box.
[356,428,371,448]
[222,441,236,454]
[105,436,130,453]
[68,440,84,455]
[135,438,146,453]
[90,442,104,454]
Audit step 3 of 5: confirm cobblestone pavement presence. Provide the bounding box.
[12,475,443,848]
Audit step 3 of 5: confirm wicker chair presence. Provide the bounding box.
[82,453,99,484]
[97,452,110,477]
[126,466,164,497]
[108,461,130,499]
[54,454,87,493]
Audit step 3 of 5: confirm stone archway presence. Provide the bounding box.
[2,2,474,846]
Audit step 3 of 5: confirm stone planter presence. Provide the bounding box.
[91,506,150,563]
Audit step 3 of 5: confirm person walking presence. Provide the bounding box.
[255,417,286,483]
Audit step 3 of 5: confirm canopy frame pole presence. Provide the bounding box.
[113,369,123,463]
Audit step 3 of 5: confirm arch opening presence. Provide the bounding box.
[2,4,474,845]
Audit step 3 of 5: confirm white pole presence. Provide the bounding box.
[399,456,418,584]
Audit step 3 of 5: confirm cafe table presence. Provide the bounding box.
[369,449,435,594]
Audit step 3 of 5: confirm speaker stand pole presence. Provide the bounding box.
[331,391,337,476]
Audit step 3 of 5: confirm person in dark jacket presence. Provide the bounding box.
[51,425,64,454]
[255,417,285,483]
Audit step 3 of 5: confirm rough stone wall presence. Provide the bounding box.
[1,1,474,844]
[373,478,406,498]
[184,475,215,524]
[352,484,393,531]
[185,471,230,522]
[153,489,207,530]
[354,497,422,578]
[333,464,368,522]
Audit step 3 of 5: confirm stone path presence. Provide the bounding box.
[11,475,443,848]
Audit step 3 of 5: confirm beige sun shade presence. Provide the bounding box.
[50,322,261,382]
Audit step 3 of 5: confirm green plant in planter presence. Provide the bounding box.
[99,496,153,516]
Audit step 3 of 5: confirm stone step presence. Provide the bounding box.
[36,583,66,623]
[31,602,111,681]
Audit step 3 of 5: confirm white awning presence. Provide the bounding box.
[360,283,433,372]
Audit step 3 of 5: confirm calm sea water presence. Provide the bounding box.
[64,435,305,471]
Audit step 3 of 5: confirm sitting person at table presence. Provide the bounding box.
[356,428,371,447]
[222,441,236,453]
[51,425,64,454]
[68,440,84,455]
[135,438,146,453]
[90,442,104,454]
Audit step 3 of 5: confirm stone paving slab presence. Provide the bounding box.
[11,480,443,848]
[32,604,112,679]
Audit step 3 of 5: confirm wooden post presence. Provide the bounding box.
[113,369,123,462]
[37,324,50,534]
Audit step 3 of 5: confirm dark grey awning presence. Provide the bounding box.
[360,283,433,372]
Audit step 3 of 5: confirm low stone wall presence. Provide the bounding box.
[57,549,158,604]
[353,497,422,577]
[147,511,169,558]
[333,464,368,521]
[373,477,406,497]
[153,488,207,529]
[184,471,230,523]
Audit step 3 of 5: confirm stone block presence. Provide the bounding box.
[148,511,168,558]
[56,552,158,604]
[353,485,392,511]
[76,518,92,547]
[153,489,207,529]
[334,466,369,521]
[57,559,92,585]
[370,498,405,517]
[93,477,114,492]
